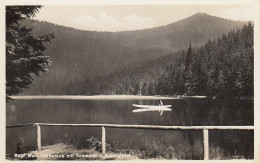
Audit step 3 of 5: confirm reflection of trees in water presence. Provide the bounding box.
[179,99,253,126]
[6,98,253,157]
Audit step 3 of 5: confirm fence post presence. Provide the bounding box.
[203,129,209,160]
[36,124,41,151]
[102,126,106,154]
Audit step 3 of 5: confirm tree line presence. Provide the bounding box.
[164,22,254,97]
[67,23,253,98]
[6,6,252,99]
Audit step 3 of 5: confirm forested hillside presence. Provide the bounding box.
[85,23,253,97]
[22,20,169,94]
[110,13,246,51]
[20,13,248,96]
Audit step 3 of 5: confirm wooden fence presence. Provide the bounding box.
[6,123,254,160]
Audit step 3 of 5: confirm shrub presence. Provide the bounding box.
[76,137,111,152]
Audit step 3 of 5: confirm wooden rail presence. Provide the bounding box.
[6,123,254,160]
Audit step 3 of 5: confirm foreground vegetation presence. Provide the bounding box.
[10,137,246,160]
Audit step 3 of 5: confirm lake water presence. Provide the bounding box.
[6,97,254,159]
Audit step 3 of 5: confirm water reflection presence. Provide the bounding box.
[6,98,253,159]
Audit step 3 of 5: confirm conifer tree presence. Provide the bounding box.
[184,44,196,95]
[6,6,54,101]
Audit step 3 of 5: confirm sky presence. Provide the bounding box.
[31,5,257,32]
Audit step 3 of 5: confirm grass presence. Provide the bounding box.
[10,137,246,160]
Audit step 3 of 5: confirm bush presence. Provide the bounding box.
[138,140,176,159]
[76,137,111,153]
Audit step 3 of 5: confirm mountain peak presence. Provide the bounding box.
[192,12,210,17]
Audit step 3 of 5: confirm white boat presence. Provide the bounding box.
[132,104,172,109]
[132,103,172,116]
[132,108,172,112]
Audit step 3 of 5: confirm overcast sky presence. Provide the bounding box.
[34,5,255,32]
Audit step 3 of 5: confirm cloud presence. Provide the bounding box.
[72,12,157,32]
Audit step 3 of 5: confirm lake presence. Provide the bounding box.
[6,96,254,159]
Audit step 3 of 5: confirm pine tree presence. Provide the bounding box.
[6,6,54,101]
[184,44,197,96]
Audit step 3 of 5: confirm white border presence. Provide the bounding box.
[0,0,259,163]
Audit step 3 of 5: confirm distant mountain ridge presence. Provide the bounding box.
[21,13,247,95]
[109,12,246,51]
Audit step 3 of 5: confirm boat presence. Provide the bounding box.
[132,107,172,112]
[132,103,172,116]
[132,104,172,109]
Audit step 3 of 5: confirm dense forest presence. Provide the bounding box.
[66,23,253,98]
[157,22,253,97]
[20,13,251,97]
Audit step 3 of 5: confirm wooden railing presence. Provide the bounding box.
[6,123,254,160]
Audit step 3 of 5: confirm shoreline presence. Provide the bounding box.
[10,95,207,100]
[9,95,253,100]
